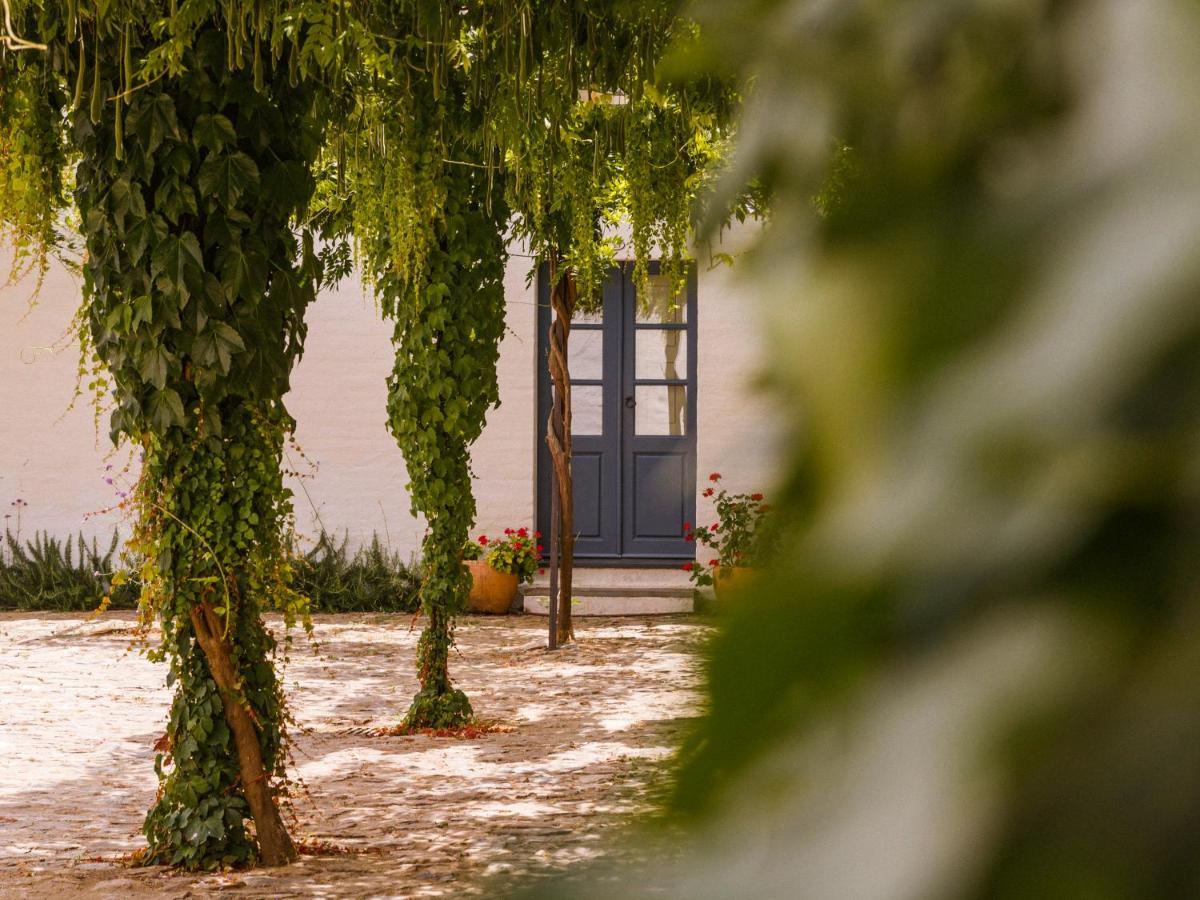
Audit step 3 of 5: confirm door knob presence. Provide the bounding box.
[624,396,636,409]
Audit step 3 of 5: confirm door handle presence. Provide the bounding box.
[624,396,636,409]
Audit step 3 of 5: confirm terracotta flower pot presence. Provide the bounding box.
[465,559,518,614]
[715,566,755,602]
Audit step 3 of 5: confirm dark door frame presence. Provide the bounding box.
[535,261,698,567]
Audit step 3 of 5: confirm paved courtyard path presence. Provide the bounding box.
[0,612,707,898]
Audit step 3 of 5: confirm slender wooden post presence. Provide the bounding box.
[546,257,576,644]
[548,475,559,650]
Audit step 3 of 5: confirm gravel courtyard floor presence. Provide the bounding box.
[0,612,708,898]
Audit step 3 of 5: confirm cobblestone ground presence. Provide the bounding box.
[0,612,708,898]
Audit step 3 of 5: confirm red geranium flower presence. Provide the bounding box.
[681,562,694,572]
[518,527,528,537]
[702,487,715,498]
[683,521,692,531]
[751,492,764,501]
[537,544,544,552]
[709,472,722,482]
[479,535,489,545]
[504,527,514,535]
[535,530,543,538]
[538,568,546,575]
[709,558,720,567]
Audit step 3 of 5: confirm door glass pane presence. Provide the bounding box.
[553,305,603,325]
[636,328,688,380]
[568,328,604,380]
[636,273,686,323]
[553,384,604,435]
[635,385,687,436]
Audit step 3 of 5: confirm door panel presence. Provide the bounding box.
[621,265,697,558]
[570,452,605,540]
[631,453,688,537]
[537,263,696,561]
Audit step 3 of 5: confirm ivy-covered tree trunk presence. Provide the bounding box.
[381,160,508,728]
[68,25,323,868]
[138,414,300,867]
[546,257,577,646]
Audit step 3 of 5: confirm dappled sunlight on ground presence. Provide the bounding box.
[0,612,707,897]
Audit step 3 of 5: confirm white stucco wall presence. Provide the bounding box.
[1,225,777,563]
[0,263,133,543]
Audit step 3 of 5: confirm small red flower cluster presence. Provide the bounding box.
[680,474,774,589]
[472,526,543,583]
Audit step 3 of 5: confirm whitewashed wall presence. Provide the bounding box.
[0,226,777,563]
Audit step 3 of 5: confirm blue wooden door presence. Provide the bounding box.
[537,263,697,562]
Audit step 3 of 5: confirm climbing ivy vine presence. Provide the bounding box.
[330,2,737,658]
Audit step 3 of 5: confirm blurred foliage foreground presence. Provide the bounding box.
[543,0,1200,898]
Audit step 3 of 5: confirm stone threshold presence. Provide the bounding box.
[521,566,694,616]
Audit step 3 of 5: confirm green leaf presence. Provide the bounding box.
[131,294,154,329]
[137,94,181,154]
[151,232,204,304]
[137,343,173,389]
[125,214,164,266]
[219,239,268,302]
[146,387,185,432]
[197,152,259,209]
[193,322,244,375]
[193,113,236,153]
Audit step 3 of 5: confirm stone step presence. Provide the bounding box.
[525,566,692,591]
[521,594,693,617]
[521,567,695,616]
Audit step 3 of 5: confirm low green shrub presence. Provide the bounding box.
[0,528,423,613]
[0,529,138,611]
[292,530,423,613]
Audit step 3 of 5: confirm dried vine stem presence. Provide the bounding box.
[188,600,298,866]
[0,0,45,51]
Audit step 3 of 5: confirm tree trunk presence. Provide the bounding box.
[546,257,576,645]
[189,601,298,867]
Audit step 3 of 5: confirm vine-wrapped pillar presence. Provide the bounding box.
[71,25,323,868]
[546,257,577,646]
[383,161,508,728]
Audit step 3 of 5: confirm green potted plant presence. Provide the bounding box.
[464,527,542,614]
[683,473,775,601]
